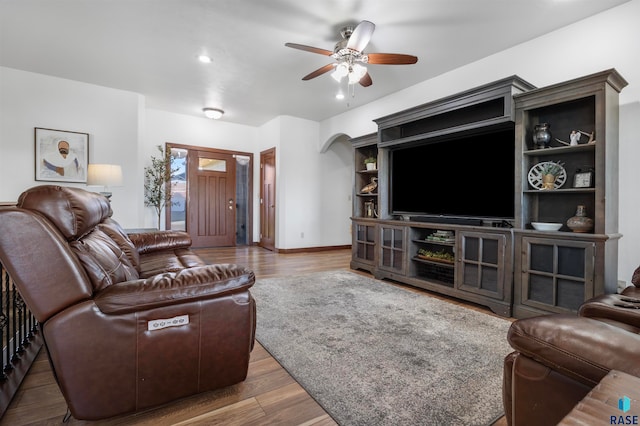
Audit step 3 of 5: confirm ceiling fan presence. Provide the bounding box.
[285,20,418,87]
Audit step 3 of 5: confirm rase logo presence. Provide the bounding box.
[611,396,638,425]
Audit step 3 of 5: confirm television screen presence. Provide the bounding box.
[391,128,515,219]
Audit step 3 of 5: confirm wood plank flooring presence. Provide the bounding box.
[1,246,507,425]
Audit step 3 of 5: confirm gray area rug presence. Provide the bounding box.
[251,270,513,426]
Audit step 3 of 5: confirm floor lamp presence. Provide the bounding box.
[87,164,123,200]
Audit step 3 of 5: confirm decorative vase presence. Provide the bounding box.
[541,173,556,190]
[533,123,552,149]
[567,205,594,233]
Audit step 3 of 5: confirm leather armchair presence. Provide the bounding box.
[503,267,640,425]
[0,185,256,420]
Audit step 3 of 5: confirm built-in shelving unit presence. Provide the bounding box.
[512,69,627,318]
[350,70,625,318]
[351,133,379,220]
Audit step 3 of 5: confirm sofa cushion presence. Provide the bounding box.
[128,230,192,255]
[18,185,112,240]
[98,218,141,270]
[137,248,207,279]
[71,228,139,291]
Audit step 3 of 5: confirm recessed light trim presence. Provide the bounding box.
[198,55,212,63]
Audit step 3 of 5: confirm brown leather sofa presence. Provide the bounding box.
[503,269,640,425]
[0,185,256,421]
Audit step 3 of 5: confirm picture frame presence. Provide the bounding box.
[573,168,595,188]
[35,127,89,183]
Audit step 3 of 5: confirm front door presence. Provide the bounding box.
[260,148,276,251]
[187,150,237,247]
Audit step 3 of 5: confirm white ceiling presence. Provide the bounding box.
[0,0,631,126]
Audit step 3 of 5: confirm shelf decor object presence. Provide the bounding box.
[531,222,563,231]
[360,177,378,194]
[363,200,378,218]
[528,161,567,190]
[566,205,594,233]
[532,123,552,149]
[364,156,377,170]
[573,168,595,188]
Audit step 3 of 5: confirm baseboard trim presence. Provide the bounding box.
[277,245,351,254]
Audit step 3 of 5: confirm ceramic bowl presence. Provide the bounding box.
[531,222,563,231]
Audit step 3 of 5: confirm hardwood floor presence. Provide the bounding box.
[1,246,507,425]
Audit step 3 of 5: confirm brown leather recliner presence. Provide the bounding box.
[0,185,256,421]
[503,268,640,425]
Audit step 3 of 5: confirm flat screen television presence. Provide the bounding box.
[390,127,515,220]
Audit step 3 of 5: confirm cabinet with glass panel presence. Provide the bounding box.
[512,69,627,317]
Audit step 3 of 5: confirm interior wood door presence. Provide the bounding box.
[260,148,276,251]
[187,150,236,247]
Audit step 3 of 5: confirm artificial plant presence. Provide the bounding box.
[144,145,179,229]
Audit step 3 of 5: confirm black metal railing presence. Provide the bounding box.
[0,260,42,417]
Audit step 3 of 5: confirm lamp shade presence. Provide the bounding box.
[87,164,123,187]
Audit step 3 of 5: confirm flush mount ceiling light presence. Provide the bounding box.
[203,108,224,119]
[198,54,212,63]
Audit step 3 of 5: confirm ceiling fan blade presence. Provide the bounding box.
[367,53,418,65]
[285,43,333,56]
[359,72,373,87]
[346,20,375,52]
[302,63,336,80]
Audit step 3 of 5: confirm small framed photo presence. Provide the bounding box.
[35,127,89,183]
[573,168,594,188]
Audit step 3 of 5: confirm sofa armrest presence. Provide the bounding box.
[508,314,640,386]
[579,293,640,328]
[94,263,254,314]
[128,230,192,254]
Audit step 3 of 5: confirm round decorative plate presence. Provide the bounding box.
[528,161,567,190]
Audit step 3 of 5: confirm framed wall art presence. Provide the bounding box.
[35,127,89,183]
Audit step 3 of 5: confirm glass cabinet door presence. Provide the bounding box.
[352,221,377,266]
[519,236,595,313]
[457,231,506,299]
[378,225,406,274]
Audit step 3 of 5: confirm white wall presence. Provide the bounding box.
[0,66,143,227]
[320,0,640,284]
[276,115,352,249]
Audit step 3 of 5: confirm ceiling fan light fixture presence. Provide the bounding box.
[331,63,349,82]
[203,108,224,119]
[348,63,367,84]
[285,20,417,88]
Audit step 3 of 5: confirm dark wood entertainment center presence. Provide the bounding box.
[350,69,627,318]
